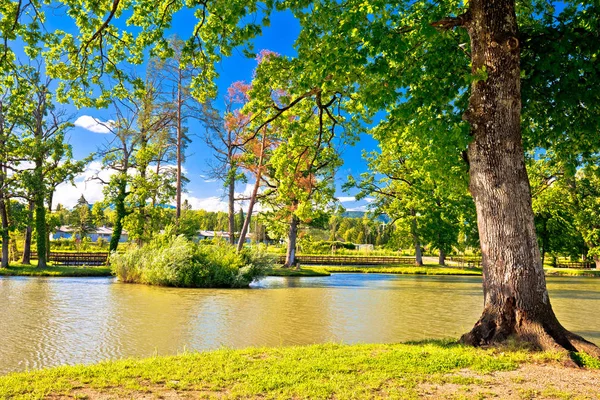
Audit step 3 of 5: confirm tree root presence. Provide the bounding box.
[460,309,600,366]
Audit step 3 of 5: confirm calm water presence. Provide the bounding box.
[1,273,599,375]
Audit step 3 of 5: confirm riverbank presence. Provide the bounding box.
[1,341,599,399]
[0,264,112,277]
[269,265,600,277]
[1,264,598,278]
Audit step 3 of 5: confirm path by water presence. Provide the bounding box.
[1,273,598,375]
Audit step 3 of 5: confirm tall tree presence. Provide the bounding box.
[150,37,200,220]
[6,0,598,354]
[18,65,76,268]
[243,0,600,354]
[261,104,342,267]
[203,81,251,244]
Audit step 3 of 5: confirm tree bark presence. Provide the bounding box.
[0,183,9,268]
[22,201,34,265]
[458,0,599,357]
[175,72,183,220]
[34,156,47,268]
[109,175,127,253]
[410,209,423,266]
[284,214,300,268]
[46,192,53,261]
[438,248,446,266]
[594,254,600,270]
[237,133,267,251]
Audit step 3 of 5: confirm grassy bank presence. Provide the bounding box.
[544,267,600,277]
[272,265,599,278]
[0,264,112,277]
[1,341,599,399]
[324,265,483,276]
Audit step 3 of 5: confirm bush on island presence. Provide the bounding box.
[110,229,272,288]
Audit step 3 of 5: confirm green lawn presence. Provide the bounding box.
[544,267,600,277]
[2,263,597,279]
[322,265,483,276]
[0,263,112,277]
[1,341,598,399]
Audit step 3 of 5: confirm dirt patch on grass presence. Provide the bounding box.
[419,364,600,399]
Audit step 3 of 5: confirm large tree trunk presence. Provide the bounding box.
[34,178,47,268]
[21,201,34,265]
[410,209,423,266]
[438,248,446,266]
[175,75,183,220]
[458,0,599,356]
[109,176,127,253]
[284,214,300,268]
[46,192,53,261]
[0,184,9,269]
[594,254,600,270]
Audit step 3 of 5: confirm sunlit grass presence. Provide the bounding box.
[0,263,111,277]
[322,265,483,276]
[0,340,582,400]
[544,267,600,277]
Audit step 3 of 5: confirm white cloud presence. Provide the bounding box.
[337,196,357,203]
[53,166,264,213]
[74,115,113,134]
[52,161,111,208]
[345,205,368,212]
[182,195,229,212]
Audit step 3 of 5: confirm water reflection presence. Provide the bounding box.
[0,274,598,375]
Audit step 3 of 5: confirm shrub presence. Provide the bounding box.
[97,237,107,249]
[110,233,272,288]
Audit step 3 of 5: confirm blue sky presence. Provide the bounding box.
[39,9,379,211]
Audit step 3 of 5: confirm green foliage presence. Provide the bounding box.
[69,195,94,240]
[110,232,272,288]
[300,240,356,254]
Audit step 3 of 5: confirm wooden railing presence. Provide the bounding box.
[556,261,594,269]
[448,256,482,268]
[275,255,416,266]
[29,252,109,266]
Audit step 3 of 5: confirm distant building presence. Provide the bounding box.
[196,230,232,241]
[356,244,374,252]
[51,226,128,243]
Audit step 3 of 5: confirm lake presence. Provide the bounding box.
[1,273,599,375]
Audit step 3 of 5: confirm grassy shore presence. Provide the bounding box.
[544,267,600,277]
[1,341,599,399]
[324,265,483,276]
[0,263,112,277]
[268,264,600,278]
[1,263,597,279]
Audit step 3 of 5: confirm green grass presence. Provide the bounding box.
[281,265,598,278]
[544,267,600,277]
[0,340,580,400]
[0,263,112,277]
[322,264,483,276]
[267,266,331,276]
